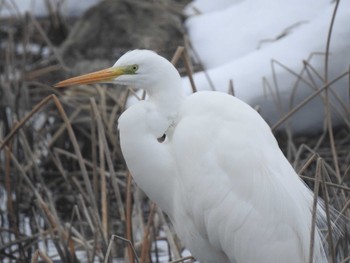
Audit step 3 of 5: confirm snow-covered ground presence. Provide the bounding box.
[0,0,99,18]
[184,0,350,133]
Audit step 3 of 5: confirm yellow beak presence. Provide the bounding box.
[54,67,125,88]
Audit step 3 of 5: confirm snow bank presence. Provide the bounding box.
[184,0,350,132]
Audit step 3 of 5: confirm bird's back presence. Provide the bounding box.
[169,91,327,263]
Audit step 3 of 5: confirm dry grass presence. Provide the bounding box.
[0,1,349,263]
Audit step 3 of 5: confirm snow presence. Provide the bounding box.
[185,0,330,68]
[0,184,6,211]
[184,0,350,133]
[184,0,241,15]
[0,0,99,18]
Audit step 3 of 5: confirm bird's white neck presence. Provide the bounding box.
[119,57,185,216]
[119,84,183,216]
[147,71,185,120]
[119,112,177,215]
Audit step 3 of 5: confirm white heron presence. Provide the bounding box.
[55,49,331,263]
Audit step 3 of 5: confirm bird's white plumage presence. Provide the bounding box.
[170,92,326,262]
[110,50,329,262]
[115,50,330,262]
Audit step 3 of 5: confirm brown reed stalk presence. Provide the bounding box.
[125,172,135,263]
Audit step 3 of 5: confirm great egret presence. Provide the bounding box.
[55,50,330,263]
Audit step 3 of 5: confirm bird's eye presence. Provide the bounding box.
[131,64,138,72]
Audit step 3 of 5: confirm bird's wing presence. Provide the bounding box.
[170,91,325,263]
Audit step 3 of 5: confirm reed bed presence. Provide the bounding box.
[0,1,349,263]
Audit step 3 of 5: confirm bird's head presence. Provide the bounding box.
[55,49,180,91]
